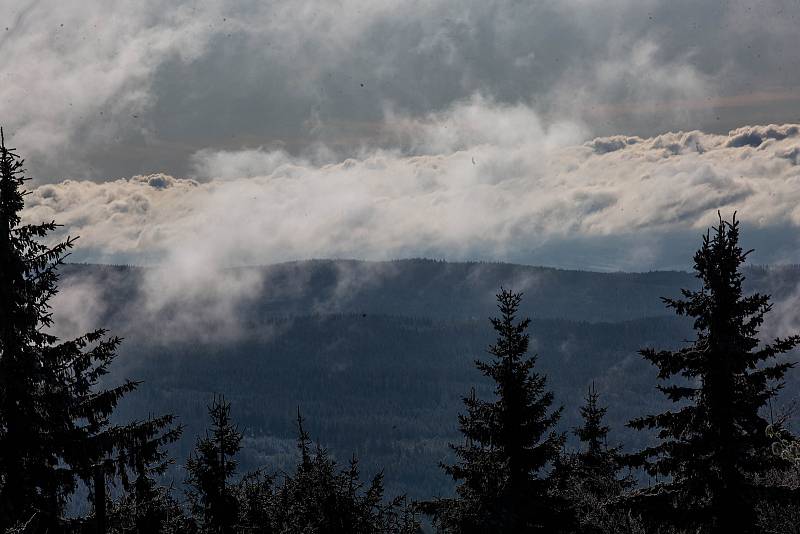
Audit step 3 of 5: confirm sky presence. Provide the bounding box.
[4,0,800,271]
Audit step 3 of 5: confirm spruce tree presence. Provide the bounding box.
[628,213,800,533]
[552,384,633,534]
[186,395,242,534]
[238,410,419,533]
[109,415,185,533]
[0,129,176,530]
[429,289,568,533]
[573,383,625,483]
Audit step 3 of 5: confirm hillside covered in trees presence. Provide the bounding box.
[54,259,800,499]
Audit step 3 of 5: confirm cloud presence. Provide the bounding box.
[380,94,586,155]
[3,0,800,181]
[0,1,226,178]
[550,39,713,128]
[726,124,800,148]
[21,94,800,274]
[49,275,107,340]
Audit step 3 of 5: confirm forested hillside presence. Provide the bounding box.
[60,259,800,325]
[56,260,800,500]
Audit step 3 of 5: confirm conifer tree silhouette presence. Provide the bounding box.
[186,395,242,534]
[628,213,800,533]
[552,384,633,534]
[0,128,178,531]
[109,415,185,533]
[239,409,419,533]
[573,383,625,485]
[428,289,569,533]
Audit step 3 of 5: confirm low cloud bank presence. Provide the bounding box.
[35,114,800,345]
[22,107,800,273]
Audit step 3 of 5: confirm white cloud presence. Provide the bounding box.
[381,94,586,154]
[21,96,800,274]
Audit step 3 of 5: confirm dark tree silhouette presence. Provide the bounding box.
[552,384,634,534]
[0,129,176,530]
[628,213,800,533]
[237,410,419,533]
[573,383,625,483]
[108,416,185,533]
[427,289,569,533]
[186,396,242,534]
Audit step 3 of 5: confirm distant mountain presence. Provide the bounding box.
[56,259,800,501]
[61,259,800,324]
